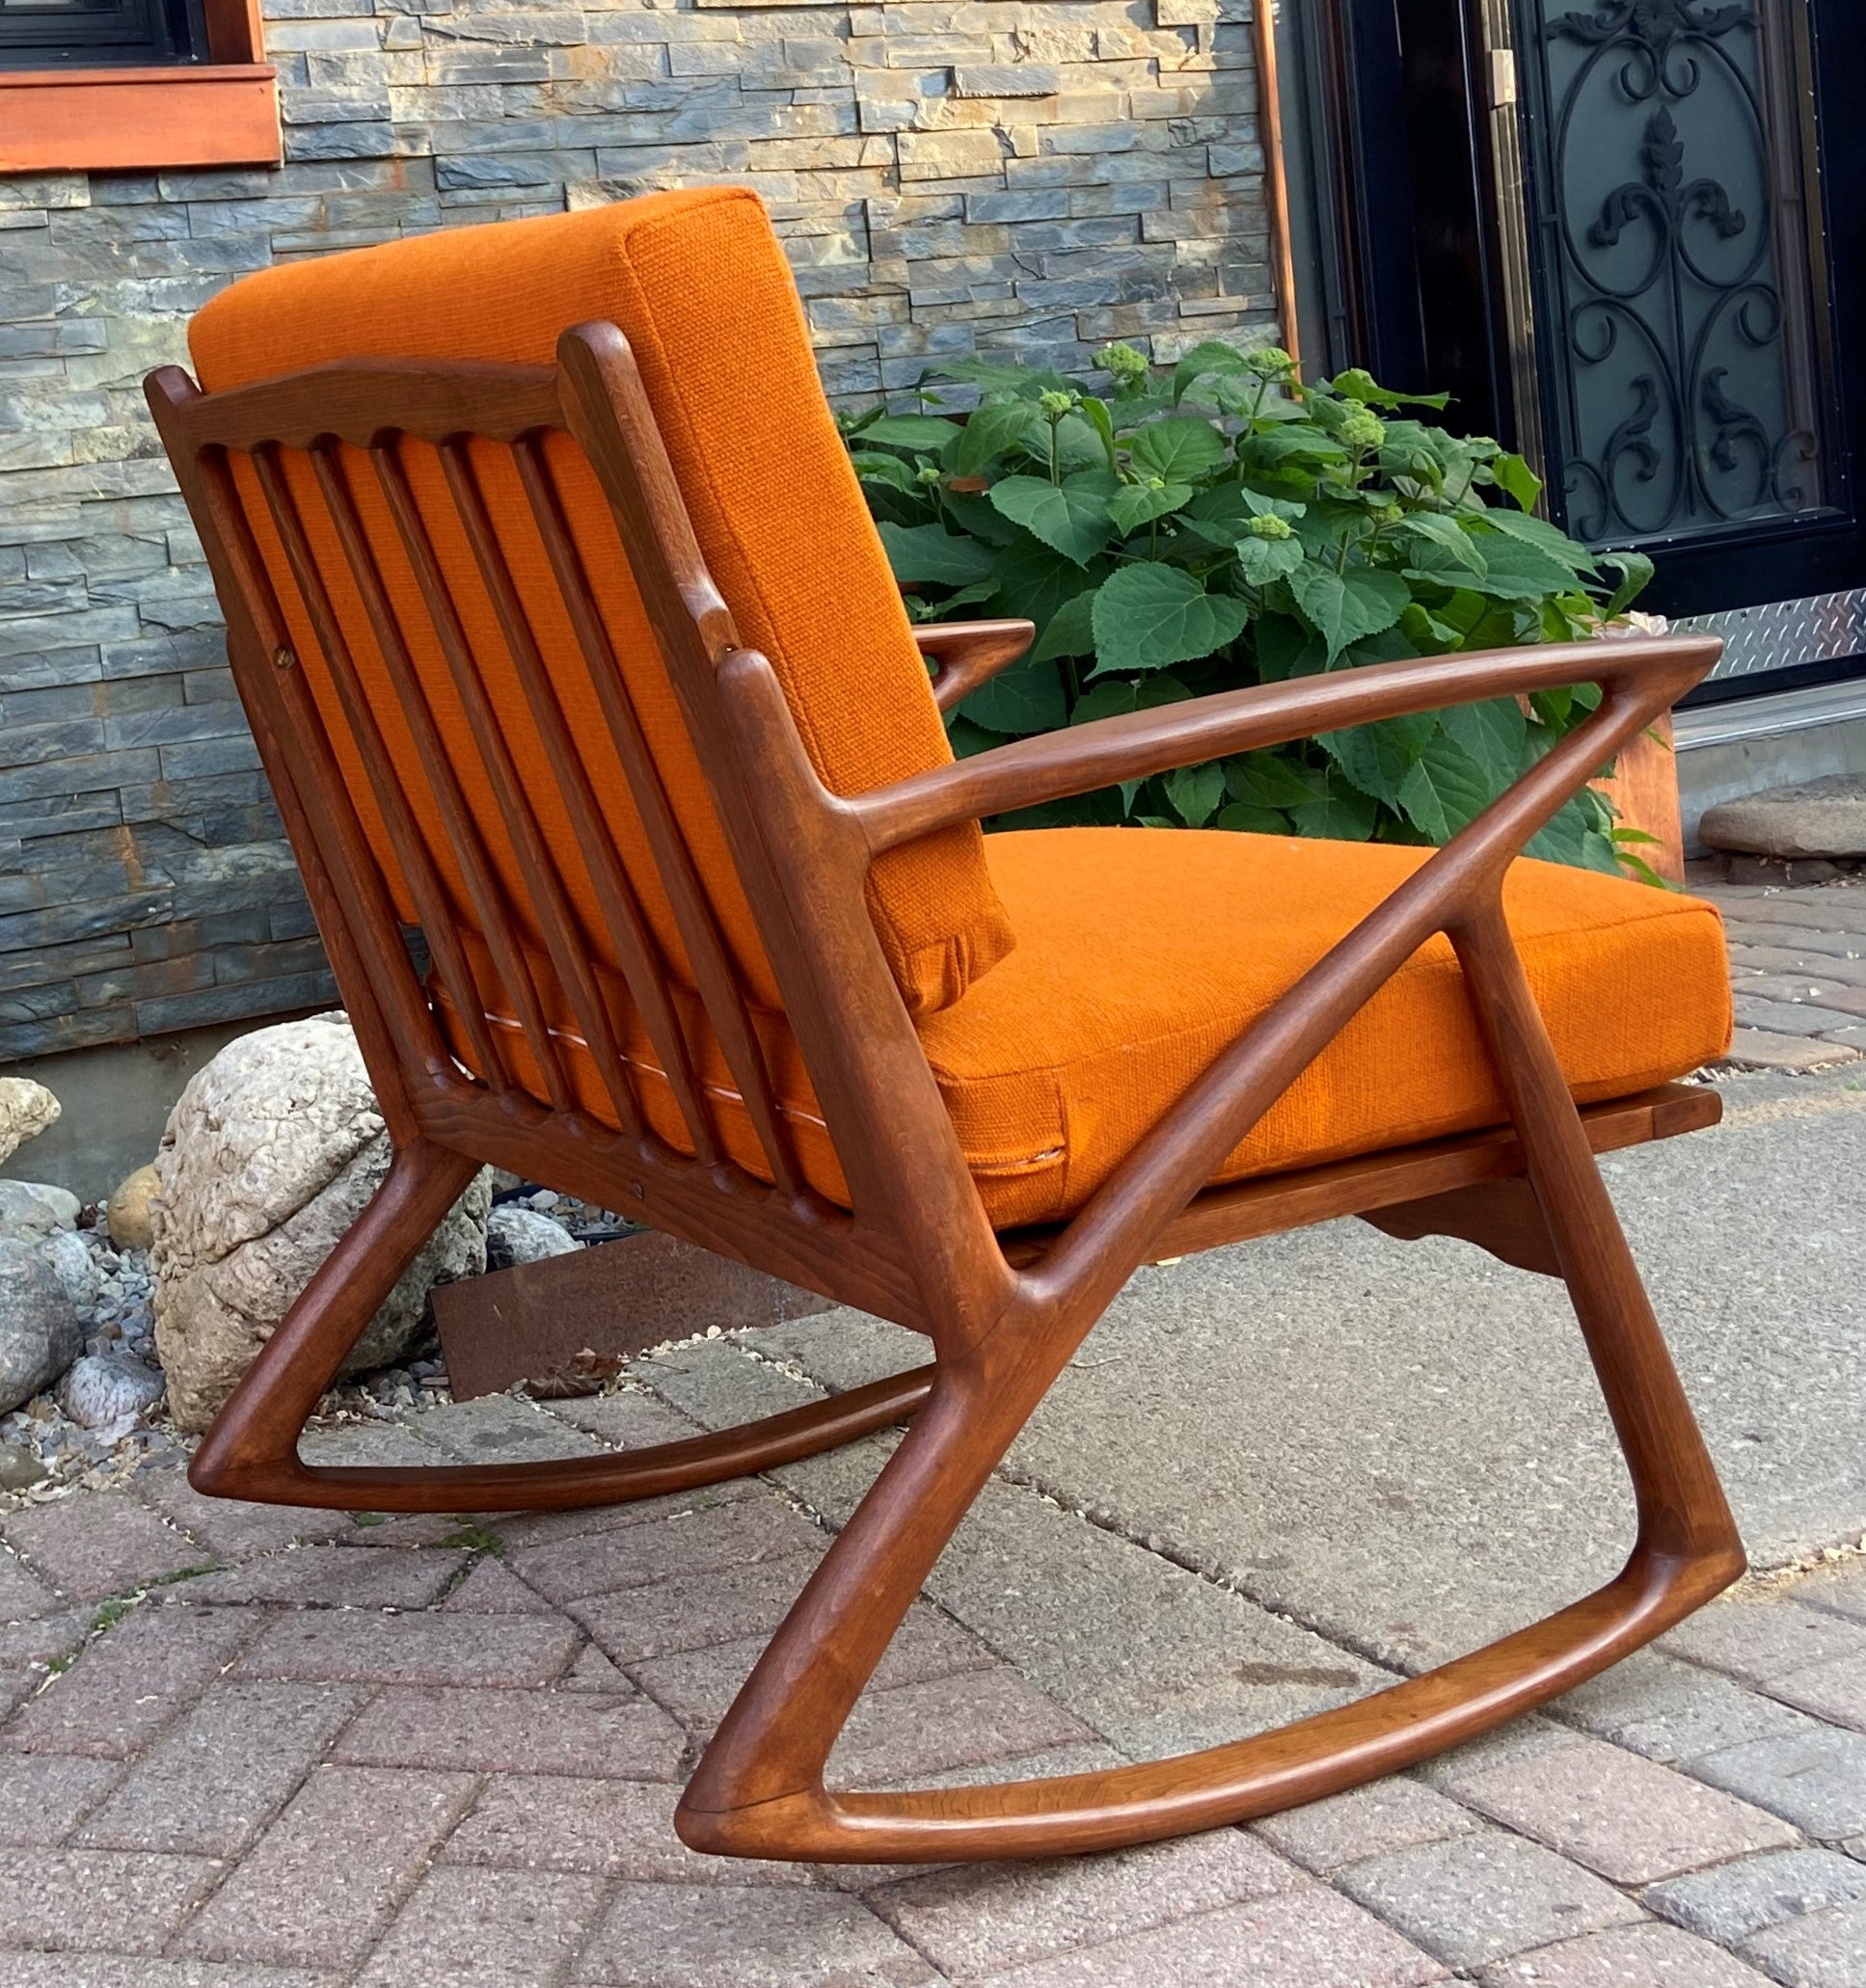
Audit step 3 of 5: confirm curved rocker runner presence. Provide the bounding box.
[146,184,1745,1865]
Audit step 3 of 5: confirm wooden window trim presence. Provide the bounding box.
[0,0,279,174]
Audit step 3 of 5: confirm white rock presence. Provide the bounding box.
[57,1352,165,1430]
[151,1013,490,1434]
[41,1229,102,1311]
[0,1078,59,1170]
[486,1204,582,1272]
[0,1180,80,1244]
[0,1238,83,1415]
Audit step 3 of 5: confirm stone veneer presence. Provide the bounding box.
[0,0,1278,1061]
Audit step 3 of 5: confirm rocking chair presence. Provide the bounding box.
[147,185,1744,1865]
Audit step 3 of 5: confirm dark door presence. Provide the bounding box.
[1305,0,1866,687]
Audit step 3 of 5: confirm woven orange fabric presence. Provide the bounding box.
[431,828,1732,1228]
[186,186,1013,1016]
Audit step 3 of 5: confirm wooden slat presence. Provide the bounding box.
[184,360,561,455]
[192,442,446,1115]
[251,443,514,1095]
[310,437,577,1116]
[426,437,647,1140]
[510,439,805,1195]
[509,435,721,1163]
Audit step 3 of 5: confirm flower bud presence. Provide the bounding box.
[1243,512,1296,541]
[1340,410,1387,451]
[1244,346,1295,380]
[1039,389,1078,417]
[1096,342,1149,383]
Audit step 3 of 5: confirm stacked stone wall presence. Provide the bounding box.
[0,0,1276,1060]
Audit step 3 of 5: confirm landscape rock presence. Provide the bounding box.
[41,1228,103,1312]
[106,1163,162,1251]
[0,1179,80,1243]
[1700,774,1866,859]
[0,1078,59,1169]
[0,1237,84,1415]
[486,1203,582,1272]
[151,1012,491,1433]
[57,1351,165,1432]
[0,1441,48,1491]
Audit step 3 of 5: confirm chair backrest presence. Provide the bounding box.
[181,187,1013,1025]
[151,190,1021,1281]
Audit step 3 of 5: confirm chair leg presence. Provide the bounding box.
[675,911,1744,1865]
[188,1139,934,1513]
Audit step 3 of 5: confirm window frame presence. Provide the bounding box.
[0,0,279,173]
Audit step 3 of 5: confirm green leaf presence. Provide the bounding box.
[1492,450,1544,512]
[1171,339,1248,405]
[1327,368,1453,410]
[929,578,1003,614]
[1165,761,1227,826]
[1226,750,1314,809]
[1053,413,1109,476]
[1071,679,1138,723]
[1319,713,1438,809]
[1241,423,1349,470]
[939,490,1029,548]
[1241,488,1307,522]
[1030,587,1098,662]
[849,449,921,495]
[1413,534,1588,603]
[876,521,998,586]
[1288,765,1379,841]
[944,713,999,758]
[988,472,1119,566]
[1108,481,1194,536]
[1129,417,1228,483]
[993,541,1103,631]
[925,358,1070,398]
[1529,793,1617,871]
[863,415,964,453]
[961,656,1068,736]
[1176,485,1259,549]
[1091,562,1251,675]
[1439,696,1528,794]
[1394,733,1494,843]
[1600,550,1656,618]
[1475,505,1597,572]
[1215,801,1291,835]
[950,400,1041,475]
[1254,613,1329,680]
[1287,564,1411,661]
[1234,533,1306,586]
[1397,511,1488,575]
[997,787,1129,831]
[1078,394,1120,474]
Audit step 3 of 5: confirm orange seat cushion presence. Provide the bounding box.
[186,186,1014,1017]
[431,828,1732,1229]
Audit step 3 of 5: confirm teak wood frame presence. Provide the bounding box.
[146,327,1744,1865]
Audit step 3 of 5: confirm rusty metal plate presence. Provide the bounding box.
[430,1232,835,1401]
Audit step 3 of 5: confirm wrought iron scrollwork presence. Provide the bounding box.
[1528,0,1827,544]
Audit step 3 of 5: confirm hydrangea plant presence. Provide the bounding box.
[841,342,1663,879]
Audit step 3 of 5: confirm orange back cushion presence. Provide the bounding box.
[187,186,1014,1017]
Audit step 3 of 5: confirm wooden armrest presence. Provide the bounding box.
[854,633,1719,852]
[912,620,1036,713]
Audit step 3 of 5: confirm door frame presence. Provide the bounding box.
[1294,0,1866,641]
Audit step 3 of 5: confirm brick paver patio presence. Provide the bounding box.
[2,879,1864,1985]
[2,1364,1863,1987]
[1698,873,1866,1075]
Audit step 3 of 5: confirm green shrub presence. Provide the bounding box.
[842,342,1663,880]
